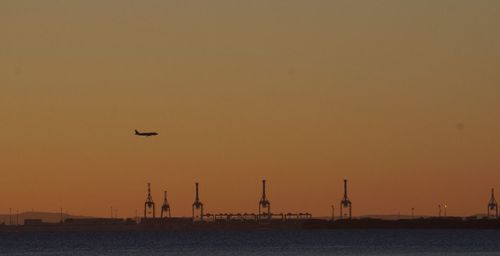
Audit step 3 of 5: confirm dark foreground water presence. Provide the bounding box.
[1,230,500,255]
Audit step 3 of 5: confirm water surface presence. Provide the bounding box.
[1,230,500,255]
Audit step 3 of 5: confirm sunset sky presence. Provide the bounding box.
[1,0,499,218]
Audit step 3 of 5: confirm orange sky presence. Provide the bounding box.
[1,0,499,218]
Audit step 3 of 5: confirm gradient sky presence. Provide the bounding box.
[1,0,499,218]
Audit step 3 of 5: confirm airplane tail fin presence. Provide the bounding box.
[135,129,139,135]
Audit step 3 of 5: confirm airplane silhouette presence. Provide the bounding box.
[134,129,159,137]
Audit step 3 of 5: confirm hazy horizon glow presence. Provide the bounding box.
[1,0,499,218]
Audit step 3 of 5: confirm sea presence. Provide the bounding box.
[1,229,500,255]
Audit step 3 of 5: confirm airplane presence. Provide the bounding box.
[134,129,159,137]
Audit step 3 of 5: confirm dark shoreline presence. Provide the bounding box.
[1,218,500,232]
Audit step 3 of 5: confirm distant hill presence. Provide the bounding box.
[0,211,93,225]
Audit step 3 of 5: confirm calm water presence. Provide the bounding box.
[1,230,500,255]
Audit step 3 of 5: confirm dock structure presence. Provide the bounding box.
[284,212,312,220]
[192,182,204,221]
[160,191,171,218]
[144,182,155,219]
[9,180,500,231]
[488,188,498,218]
[258,179,271,220]
[340,179,352,219]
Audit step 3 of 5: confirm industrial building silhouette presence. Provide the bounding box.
[488,188,498,218]
[2,180,499,231]
[139,180,498,224]
[142,179,312,222]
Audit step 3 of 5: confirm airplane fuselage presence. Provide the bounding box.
[135,130,158,136]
